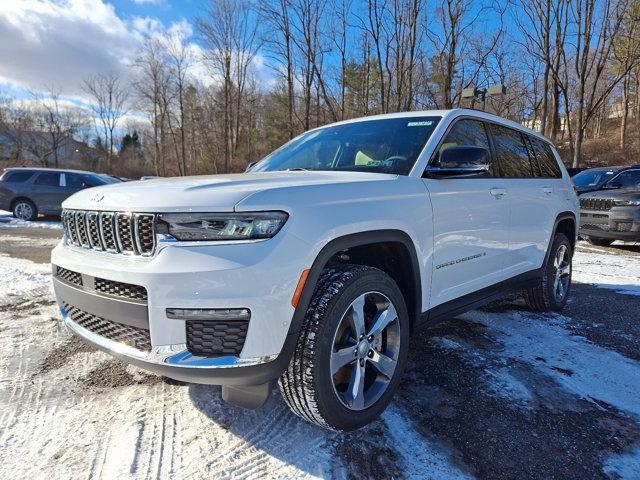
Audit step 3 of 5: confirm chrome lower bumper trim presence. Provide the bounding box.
[62,311,277,369]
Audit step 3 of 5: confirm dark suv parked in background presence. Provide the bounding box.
[579,185,640,246]
[572,165,640,195]
[0,167,120,221]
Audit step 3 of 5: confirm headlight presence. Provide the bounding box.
[157,211,288,241]
[614,199,640,206]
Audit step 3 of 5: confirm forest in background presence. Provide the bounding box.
[1,0,640,178]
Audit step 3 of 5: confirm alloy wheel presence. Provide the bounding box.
[553,244,571,302]
[330,291,401,411]
[15,202,33,221]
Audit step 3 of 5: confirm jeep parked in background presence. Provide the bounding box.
[572,165,640,195]
[52,109,578,431]
[579,187,640,246]
[0,167,121,220]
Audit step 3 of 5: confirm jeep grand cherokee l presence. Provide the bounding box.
[52,109,579,431]
[579,187,640,246]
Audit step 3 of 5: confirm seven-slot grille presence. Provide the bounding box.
[62,210,156,256]
[579,197,615,211]
[64,303,151,352]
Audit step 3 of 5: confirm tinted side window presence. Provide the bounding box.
[65,173,88,188]
[437,119,494,174]
[490,124,534,177]
[3,171,35,183]
[530,137,562,178]
[609,170,640,189]
[34,172,61,187]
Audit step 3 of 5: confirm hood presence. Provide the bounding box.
[62,171,397,212]
[580,189,640,201]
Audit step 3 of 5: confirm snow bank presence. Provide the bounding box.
[0,210,62,229]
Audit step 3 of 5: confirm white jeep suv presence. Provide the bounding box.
[52,109,579,431]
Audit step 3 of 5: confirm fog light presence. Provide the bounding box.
[166,308,251,321]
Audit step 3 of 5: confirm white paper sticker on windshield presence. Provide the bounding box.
[407,121,434,127]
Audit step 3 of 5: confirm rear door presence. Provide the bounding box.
[423,117,512,307]
[488,125,558,276]
[31,171,62,214]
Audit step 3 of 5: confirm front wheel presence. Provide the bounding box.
[279,265,410,431]
[13,199,37,221]
[523,232,572,312]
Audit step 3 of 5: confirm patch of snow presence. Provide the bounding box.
[0,254,52,307]
[0,210,62,229]
[603,446,640,480]
[573,247,640,296]
[466,310,640,419]
[483,368,533,408]
[383,406,473,480]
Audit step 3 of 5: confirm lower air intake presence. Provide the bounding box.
[64,303,151,352]
[186,320,249,357]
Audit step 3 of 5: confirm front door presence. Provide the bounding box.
[423,118,511,308]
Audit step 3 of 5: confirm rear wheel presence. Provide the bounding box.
[524,232,572,312]
[12,199,37,221]
[585,236,613,247]
[278,265,409,431]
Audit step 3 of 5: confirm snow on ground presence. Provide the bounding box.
[1,238,639,479]
[0,210,62,229]
[574,241,640,296]
[0,255,474,480]
[465,309,640,419]
[0,254,52,307]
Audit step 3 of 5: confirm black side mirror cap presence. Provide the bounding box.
[424,146,491,179]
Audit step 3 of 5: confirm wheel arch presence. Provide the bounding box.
[10,196,36,212]
[545,212,577,265]
[291,230,422,336]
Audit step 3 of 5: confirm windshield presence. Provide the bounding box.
[252,116,441,175]
[572,169,615,188]
[94,174,121,185]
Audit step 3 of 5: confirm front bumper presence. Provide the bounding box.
[579,206,640,240]
[52,231,311,385]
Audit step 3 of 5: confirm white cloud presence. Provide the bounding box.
[0,0,202,98]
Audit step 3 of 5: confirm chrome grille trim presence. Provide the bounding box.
[63,209,157,256]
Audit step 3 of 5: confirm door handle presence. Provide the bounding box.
[542,186,553,195]
[489,188,507,198]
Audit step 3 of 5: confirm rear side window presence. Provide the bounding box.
[529,137,562,178]
[65,173,89,188]
[3,171,35,183]
[34,172,61,187]
[608,169,640,189]
[436,119,494,174]
[489,124,534,177]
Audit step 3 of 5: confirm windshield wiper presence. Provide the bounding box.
[285,168,311,171]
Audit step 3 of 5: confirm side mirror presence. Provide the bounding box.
[245,161,258,172]
[424,146,490,178]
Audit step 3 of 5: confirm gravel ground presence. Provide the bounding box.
[0,223,639,479]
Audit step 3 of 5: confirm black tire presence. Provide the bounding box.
[585,236,613,247]
[278,264,410,431]
[523,232,573,312]
[12,199,37,221]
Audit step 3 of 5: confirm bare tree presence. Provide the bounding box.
[82,72,129,170]
[29,88,87,168]
[197,0,260,173]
